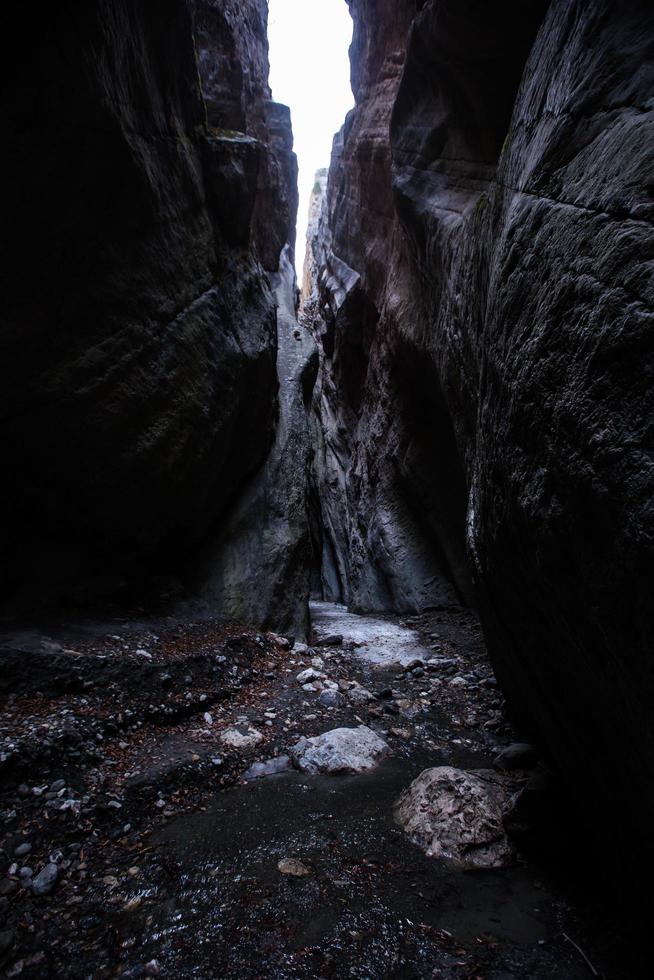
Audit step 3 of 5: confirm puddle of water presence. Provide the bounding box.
[137,760,557,977]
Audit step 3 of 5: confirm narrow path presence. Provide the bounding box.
[0,603,626,977]
[117,603,615,978]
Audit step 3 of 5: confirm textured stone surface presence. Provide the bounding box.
[196,242,316,639]
[290,725,389,774]
[305,0,654,902]
[0,0,310,633]
[302,0,474,612]
[396,767,514,869]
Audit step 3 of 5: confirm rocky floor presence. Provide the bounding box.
[0,602,640,978]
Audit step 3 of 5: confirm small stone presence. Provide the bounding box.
[31,863,59,896]
[277,858,312,877]
[243,756,291,780]
[0,930,14,953]
[347,684,373,705]
[144,959,161,976]
[219,726,263,753]
[49,779,66,793]
[315,634,343,647]
[296,667,324,685]
[135,649,152,660]
[14,843,31,858]
[318,689,341,708]
[203,712,213,726]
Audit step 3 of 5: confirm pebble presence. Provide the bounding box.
[14,843,31,858]
[318,689,341,708]
[31,863,59,896]
[315,634,343,647]
[296,667,324,685]
[277,858,312,877]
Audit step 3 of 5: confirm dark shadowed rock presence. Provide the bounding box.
[303,0,654,904]
[0,0,313,635]
[31,863,59,897]
[494,743,538,772]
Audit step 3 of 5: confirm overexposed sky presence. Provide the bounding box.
[268,0,354,275]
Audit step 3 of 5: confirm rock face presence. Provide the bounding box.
[0,0,312,632]
[396,767,514,870]
[304,0,654,903]
[290,725,389,774]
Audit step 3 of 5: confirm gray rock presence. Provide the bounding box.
[219,726,263,753]
[242,756,291,780]
[314,634,343,647]
[290,726,389,775]
[347,684,374,705]
[14,843,31,858]
[296,667,324,685]
[277,857,311,877]
[493,742,538,771]
[318,689,342,709]
[31,863,59,896]
[396,767,514,870]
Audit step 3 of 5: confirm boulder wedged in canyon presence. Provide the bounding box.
[0,0,312,632]
[304,0,654,903]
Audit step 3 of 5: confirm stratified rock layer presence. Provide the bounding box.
[304,0,654,902]
[1,0,311,630]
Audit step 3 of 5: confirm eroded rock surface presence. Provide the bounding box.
[396,766,514,870]
[303,0,654,903]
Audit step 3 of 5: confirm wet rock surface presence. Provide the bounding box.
[0,602,636,976]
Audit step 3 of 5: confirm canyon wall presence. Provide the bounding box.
[0,0,312,632]
[304,0,654,900]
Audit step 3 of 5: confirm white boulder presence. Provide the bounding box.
[291,726,389,775]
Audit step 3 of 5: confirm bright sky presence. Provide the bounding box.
[268,0,354,276]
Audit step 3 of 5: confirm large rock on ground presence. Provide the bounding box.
[396,767,514,870]
[303,0,654,904]
[290,726,389,774]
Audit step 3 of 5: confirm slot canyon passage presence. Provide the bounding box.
[0,0,653,976]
